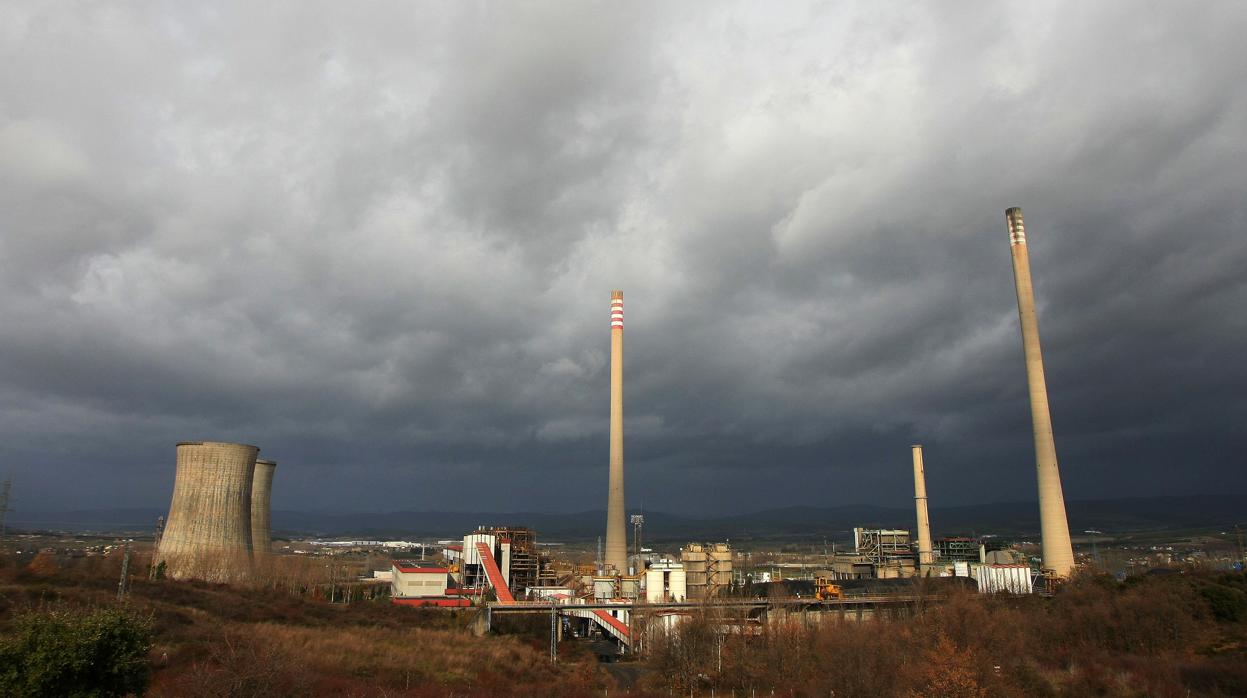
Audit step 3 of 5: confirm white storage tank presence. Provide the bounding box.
[645,560,687,602]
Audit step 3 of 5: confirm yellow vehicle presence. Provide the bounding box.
[814,576,842,600]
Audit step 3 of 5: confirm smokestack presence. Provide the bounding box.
[911,445,934,570]
[604,290,627,574]
[251,459,277,560]
[1006,207,1075,578]
[157,441,258,583]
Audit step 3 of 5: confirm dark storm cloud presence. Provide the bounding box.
[1,1,1244,515]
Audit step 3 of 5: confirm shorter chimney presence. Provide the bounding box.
[912,445,935,570]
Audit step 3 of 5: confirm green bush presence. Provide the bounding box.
[0,606,153,697]
[1201,583,1247,623]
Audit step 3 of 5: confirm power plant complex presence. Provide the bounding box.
[574,207,1080,594]
[147,206,1080,652]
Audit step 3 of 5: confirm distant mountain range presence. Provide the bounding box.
[9,494,1244,543]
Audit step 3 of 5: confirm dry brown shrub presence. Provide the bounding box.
[644,609,718,693]
[724,614,822,694]
[641,572,1247,697]
[147,612,595,697]
[150,627,311,697]
[24,551,60,577]
[0,550,34,583]
[918,588,1031,666]
[906,635,989,698]
[1179,654,1247,695]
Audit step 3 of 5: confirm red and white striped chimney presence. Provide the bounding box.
[610,294,624,330]
[605,291,627,574]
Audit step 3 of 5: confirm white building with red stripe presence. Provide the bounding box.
[390,561,469,607]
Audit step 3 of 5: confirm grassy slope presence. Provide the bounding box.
[0,553,606,697]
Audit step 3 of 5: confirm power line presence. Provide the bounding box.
[0,477,11,540]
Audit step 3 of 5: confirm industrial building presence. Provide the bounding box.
[391,560,451,596]
[458,526,542,597]
[459,529,501,591]
[390,560,469,608]
[681,543,733,599]
[821,546,914,579]
[853,528,912,564]
[644,560,687,603]
[971,564,1035,594]
[934,537,983,563]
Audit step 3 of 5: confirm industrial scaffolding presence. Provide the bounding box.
[474,526,541,593]
[853,528,912,565]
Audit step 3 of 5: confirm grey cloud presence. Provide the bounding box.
[1,1,1244,516]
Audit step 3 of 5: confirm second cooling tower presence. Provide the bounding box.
[251,459,277,559]
[156,441,258,583]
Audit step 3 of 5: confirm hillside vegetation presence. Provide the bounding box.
[0,552,603,697]
[645,571,1247,697]
[3,550,1245,696]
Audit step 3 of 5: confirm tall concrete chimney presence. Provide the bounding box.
[911,445,934,570]
[1006,207,1075,578]
[604,290,627,574]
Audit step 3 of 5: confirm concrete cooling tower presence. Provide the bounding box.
[250,459,277,559]
[156,441,258,583]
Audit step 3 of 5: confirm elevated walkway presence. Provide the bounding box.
[563,606,631,645]
[474,541,630,646]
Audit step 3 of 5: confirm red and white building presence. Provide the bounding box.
[390,561,470,608]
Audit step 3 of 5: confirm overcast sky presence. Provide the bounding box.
[2,2,1244,516]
